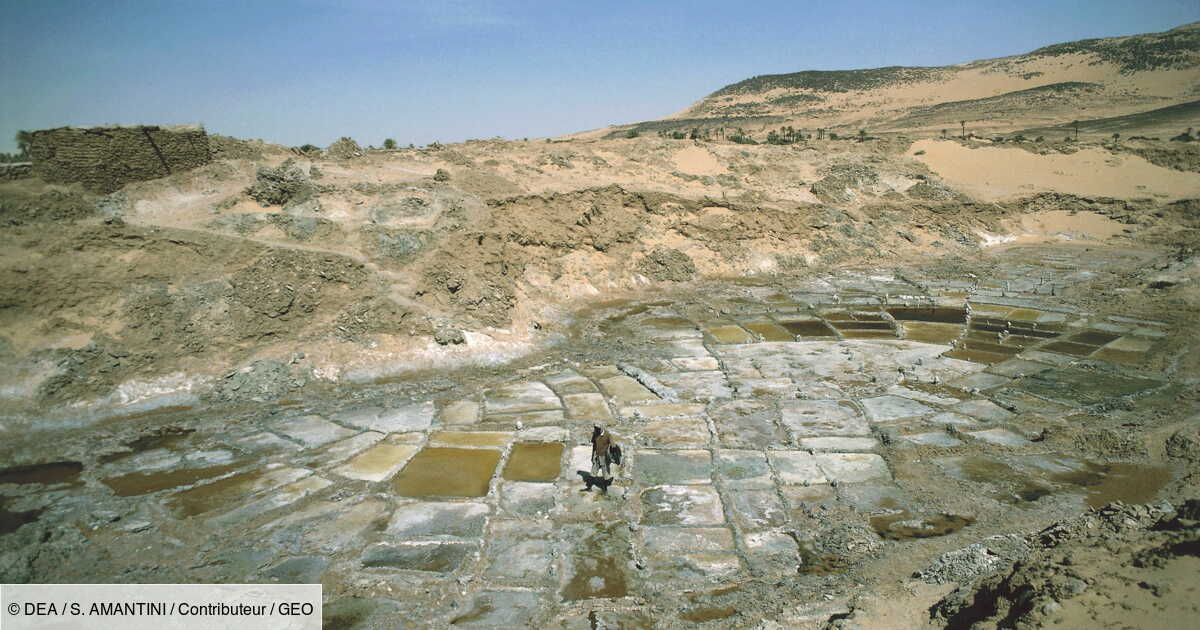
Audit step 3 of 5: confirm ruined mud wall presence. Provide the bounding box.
[29,125,211,193]
[0,162,32,181]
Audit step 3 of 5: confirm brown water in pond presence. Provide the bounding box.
[902,322,963,344]
[705,325,755,344]
[0,461,84,487]
[1005,308,1045,322]
[503,442,563,482]
[597,301,674,333]
[951,456,1054,504]
[0,497,44,534]
[832,321,892,331]
[430,431,511,448]
[966,329,1003,343]
[870,512,974,540]
[888,307,967,324]
[780,320,836,337]
[1049,463,1173,509]
[1092,348,1145,365]
[1069,330,1122,346]
[168,468,276,517]
[742,322,795,342]
[1042,341,1097,357]
[1003,335,1044,349]
[840,330,896,339]
[99,427,195,464]
[640,317,697,335]
[393,447,501,497]
[960,339,1021,356]
[101,462,242,497]
[562,524,629,601]
[948,457,1171,508]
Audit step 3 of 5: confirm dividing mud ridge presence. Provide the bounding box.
[2,236,1196,628]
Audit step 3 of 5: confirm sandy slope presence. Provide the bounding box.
[912,139,1200,200]
[601,23,1200,142]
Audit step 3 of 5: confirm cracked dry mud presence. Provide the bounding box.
[2,239,1195,628]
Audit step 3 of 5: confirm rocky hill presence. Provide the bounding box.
[600,22,1200,140]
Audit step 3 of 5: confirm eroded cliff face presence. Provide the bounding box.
[3,127,1199,420]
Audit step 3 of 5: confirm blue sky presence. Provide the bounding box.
[1,1,1196,152]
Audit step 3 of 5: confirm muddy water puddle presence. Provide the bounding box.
[888,307,967,324]
[741,322,795,342]
[1041,341,1097,357]
[705,325,755,344]
[393,447,501,498]
[840,329,897,339]
[1091,348,1146,365]
[779,320,836,337]
[99,427,195,464]
[943,456,1172,507]
[831,321,892,331]
[1048,462,1174,509]
[502,442,563,482]
[562,524,630,601]
[101,462,242,497]
[598,301,675,333]
[0,497,45,534]
[870,512,974,540]
[1068,330,1123,346]
[0,461,84,487]
[900,322,962,344]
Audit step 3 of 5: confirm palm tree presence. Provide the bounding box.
[941,129,947,139]
[1071,120,1080,140]
[959,120,966,139]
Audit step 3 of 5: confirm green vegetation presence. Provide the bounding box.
[766,93,825,106]
[1029,26,1200,73]
[2,131,33,162]
[383,138,397,150]
[710,66,944,97]
[602,115,785,140]
[766,126,807,144]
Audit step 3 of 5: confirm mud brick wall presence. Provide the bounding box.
[29,125,211,193]
[0,162,33,181]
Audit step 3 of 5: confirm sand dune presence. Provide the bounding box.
[912,139,1200,201]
